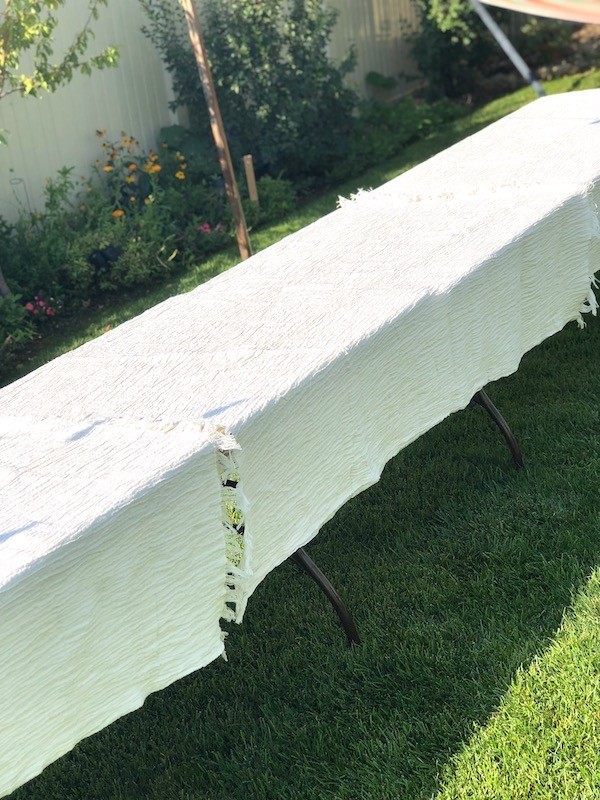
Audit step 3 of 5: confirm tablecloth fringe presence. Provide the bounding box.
[216,442,252,630]
[577,194,600,328]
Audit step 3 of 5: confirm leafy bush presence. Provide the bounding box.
[407,0,494,99]
[159,125,219,182]
[0,294,33,364]
[0,125,298,371]
[243,176,297,228]
[329,97,466,181]
[0,130,234,305]
[514,16,574,67]
[409,0,577,100]
[139,0,357,185]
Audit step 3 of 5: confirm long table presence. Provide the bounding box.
[1,89,600,797]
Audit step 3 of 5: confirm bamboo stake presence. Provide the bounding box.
[179,0,252,260]
[243,155,259,208]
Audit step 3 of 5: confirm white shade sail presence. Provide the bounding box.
[479,0,600,23]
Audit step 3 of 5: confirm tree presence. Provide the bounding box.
[0,0,119,296]
[139,0,357,184]
[0,0,119,103]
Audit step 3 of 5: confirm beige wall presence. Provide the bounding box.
[0,0,177,220]
[328,0,420,98]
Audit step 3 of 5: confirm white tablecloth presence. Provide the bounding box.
[1,89,599,796]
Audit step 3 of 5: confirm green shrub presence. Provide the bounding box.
[242,176,297,228]
[329,97,466,181]
[0,125,299,356]
[409,0,577,99]
[159,125,219,183]
[515,16,574,67]
[0,294,33,348]
[139,0,357,185]
[366,71,398,92]
[407,0,494,99]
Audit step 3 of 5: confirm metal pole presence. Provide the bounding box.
[179,0,252,260]
[470,0,546,97]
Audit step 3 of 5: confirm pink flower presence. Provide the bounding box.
[46,308,55,316]
[198,222,211,234]
[37,300,46,308]
[25,302,34,311]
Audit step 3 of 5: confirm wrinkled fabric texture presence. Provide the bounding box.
[1,90,600,797]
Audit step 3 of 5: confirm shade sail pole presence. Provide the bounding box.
[470,0,545,97]
[179,0,252,260]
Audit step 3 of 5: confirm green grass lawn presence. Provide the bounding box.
[6,70,600,799]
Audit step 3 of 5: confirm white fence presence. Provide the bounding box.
[0,0,419,221]
[0,1,178,220]
[329,0,419,97]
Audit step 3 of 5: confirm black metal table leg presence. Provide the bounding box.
[472,389,524,469]
[285,388,522,648]
[290,547,361,647]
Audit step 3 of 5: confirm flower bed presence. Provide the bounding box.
[0,129,296,368]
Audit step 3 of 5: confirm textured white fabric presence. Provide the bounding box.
[1,90,599,796]
[0,419,226,797]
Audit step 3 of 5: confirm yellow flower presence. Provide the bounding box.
[162,142,168,149]
[125,175,135,184]
[129,196,136,202]
[175,171,185,180]
[149,164,161,174]
[176,151,184,161]
[144,197,152,205]
[180,163,187,170]
[128,163,136,171]
[103,165,114,173]
[79,204,86,211]
[112,209,124,218]
[123,138,132,146]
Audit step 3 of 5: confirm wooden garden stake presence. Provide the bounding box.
[243,155,259,208]
[179,0,252,260]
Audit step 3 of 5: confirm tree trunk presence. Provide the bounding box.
[0,266,10,297]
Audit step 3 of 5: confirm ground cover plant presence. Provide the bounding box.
[0,129,296,369]
[0,93,468,372]
[4,70,600,799]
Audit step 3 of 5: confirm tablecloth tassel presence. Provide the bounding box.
[575,196,600,328]
[216,443,253,634]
